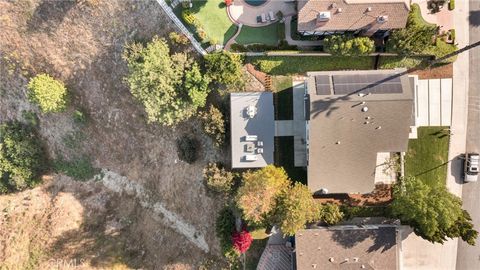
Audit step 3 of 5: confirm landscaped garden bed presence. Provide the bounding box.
[246,56,375,75]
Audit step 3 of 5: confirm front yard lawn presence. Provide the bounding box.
[247,56,375,75]
[378,56,430,69]
[235,23,281,46]
[405,127,450,187]
[274,136,307,184]
[189,0,237,44]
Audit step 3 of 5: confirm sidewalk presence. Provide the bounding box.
[447,0,469,198]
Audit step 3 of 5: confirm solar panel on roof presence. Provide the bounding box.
[315,75,331,95]
[332,74,403,95]
[315,75,330,85]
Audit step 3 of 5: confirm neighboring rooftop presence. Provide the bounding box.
[306,69,414,194]
[295,226,398,270]
[297,0,409,33]
[230,92,275,168]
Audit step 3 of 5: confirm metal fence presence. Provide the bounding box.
[155,0,207,55]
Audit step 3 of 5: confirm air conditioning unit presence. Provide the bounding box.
[317,12,331,22]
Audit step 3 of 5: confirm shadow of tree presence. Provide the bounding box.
[330,227,396,253]
[27,0,76,32]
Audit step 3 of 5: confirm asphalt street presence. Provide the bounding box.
[456,1,480,269]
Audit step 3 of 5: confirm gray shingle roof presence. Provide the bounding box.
[297,0,409,32]
[306,69,414,194]
[296,226,398,270]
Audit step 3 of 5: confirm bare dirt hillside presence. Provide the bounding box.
[0,0,226,268]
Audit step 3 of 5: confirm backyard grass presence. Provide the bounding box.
[189,0,237,44]
[272,76,293,120]
[275,137,307,184]
[235,23,281,46]
[405,127,450,187]
[247,56,375,75]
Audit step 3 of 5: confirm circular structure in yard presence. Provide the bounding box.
[244,0,267,7]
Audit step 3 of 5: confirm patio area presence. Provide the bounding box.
[411,0,453,32]
[227,0,296,27]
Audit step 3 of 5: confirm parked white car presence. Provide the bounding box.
[464,153,479,182]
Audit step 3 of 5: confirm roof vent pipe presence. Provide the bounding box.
[329,257,335,262]
[367,7,372,12]
[362,107,369,112]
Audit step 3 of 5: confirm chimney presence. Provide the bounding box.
[366,7,372,12]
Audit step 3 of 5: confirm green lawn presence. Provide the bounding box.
[378,56,430,69]
[272,76,293,120]
[247,56,375,75]
[405,127,450,187]
[189,0,237,44]
[274,137,307,184]
[236,23,281,46]
[410,4,437,28]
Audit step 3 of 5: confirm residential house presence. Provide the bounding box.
[306,69,415,194]
[230,92,275,168]
[297,0,410,36]
[257,225,400,270]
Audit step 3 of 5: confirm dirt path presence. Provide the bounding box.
[101,169,210,252]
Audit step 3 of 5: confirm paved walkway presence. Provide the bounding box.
[227,0,295,27]
[224,24,242,50]
[411,0,454,32]
[274,80,307,167]
[292,81,307,167]
[284,16,324,47]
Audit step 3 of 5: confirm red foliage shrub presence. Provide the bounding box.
[232,229,253,253]
[225,0,233,6]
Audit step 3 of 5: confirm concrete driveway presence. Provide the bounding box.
[400,226,458,270]
[415,78,452,126]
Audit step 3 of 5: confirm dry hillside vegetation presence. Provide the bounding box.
[0,0,226,268]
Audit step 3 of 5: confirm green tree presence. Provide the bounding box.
[200,105,225,147]
[387,5,437,55]
[0,121,46,194]
[273,182,321,236]
[320,203,344,225]
[184,63,211,108]
[391,177,477,245]
[123,37,210,126]
[236,165,290,224]
[204,51,244,86]
[323,35,374,56]
[27,74,68,113]
[203,163,234,196]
